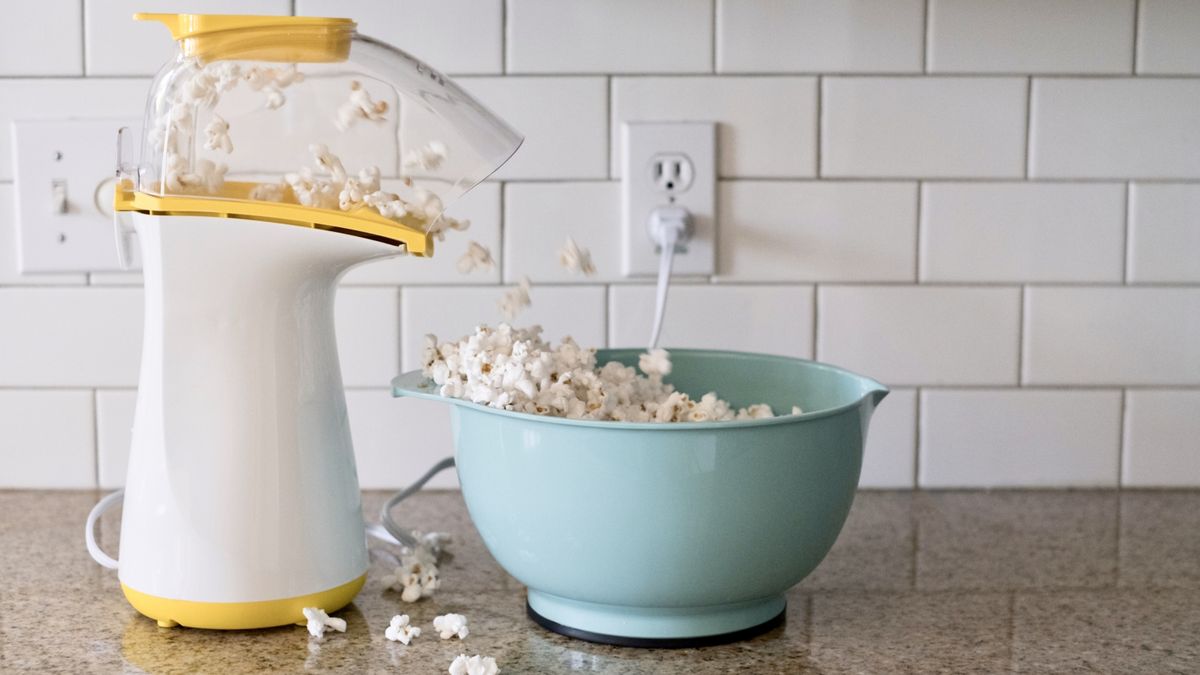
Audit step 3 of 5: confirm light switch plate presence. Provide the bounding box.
[13,119,141,273]
[621,122,716,277]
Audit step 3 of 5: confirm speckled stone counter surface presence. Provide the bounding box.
[2,490,1197,674]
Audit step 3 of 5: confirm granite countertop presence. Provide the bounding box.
[2,489,1197,674]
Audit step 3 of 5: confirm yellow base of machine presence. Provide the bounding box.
[121,574,366,630]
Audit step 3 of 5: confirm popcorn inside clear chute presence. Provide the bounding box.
[119,15,522,254]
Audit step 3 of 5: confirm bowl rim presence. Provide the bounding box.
[392,348,888,431]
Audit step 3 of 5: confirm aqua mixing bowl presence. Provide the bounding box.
[391,349,887,647]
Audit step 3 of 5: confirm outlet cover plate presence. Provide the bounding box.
[13,119,141,273]
[621,122,716,277]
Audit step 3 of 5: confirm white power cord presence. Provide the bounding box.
[646,205,691,350]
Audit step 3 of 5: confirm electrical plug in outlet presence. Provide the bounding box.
[620,122,715,277]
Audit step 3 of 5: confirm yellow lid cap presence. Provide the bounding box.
[135,13,355,63]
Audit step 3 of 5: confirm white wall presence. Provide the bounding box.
[1,0,1198,489]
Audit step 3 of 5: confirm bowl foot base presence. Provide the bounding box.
[525,590,786,648]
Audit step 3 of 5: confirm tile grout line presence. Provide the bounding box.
[501,0,509,75]
[814,75,823,177]
[810,285,819,361]
[1131,0,1141,75]
[80,0,87,76]
[913,387,922,489]
[1122,182,1132,283]
[921,0,930,73]
[91,388,100,488]
[1117,389,1128,488]
[709,0,717,74]
[1016,286,1027,385]
[914,181,923,282]
[1023,76,1032,179]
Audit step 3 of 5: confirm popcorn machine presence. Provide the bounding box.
[83,13,521,630]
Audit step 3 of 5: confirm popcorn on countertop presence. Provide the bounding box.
[380,531,447,602]
[448,654,500,675]
[498,278,532,321]
[457,241,495,275]
[422,324,798,422]
[433,613,470,640]
[302,607,346,639]
[558,237,596,276]
[384,614,421,644]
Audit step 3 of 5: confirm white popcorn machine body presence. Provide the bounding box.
[83,13,521,630]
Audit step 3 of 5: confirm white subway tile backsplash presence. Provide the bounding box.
[84,0,291,75]
[716,0,924,74]
[920,183,1126,283]
[460,77,608,180]
[0,390,95,488]
[920,389,1122,488]
[1137,0,1200,74]
[0,185,87,286]
[343,183,502,285]
[612,77,818,178]
[1122,390,1200,487]
[0,1,83,76]
[817,286,1021,386]
[927,0,1134,74]
[859,388,917,489]
[346,390,459,490]
[400,285,607,371]
[0,288,142,387]
[608,284,814,357]
[710,180,916,279]
[0,79,149,182]
[507,0,712,74]
[717,181,917,282]
[1030,78,1200,179]
[4,2,1200,489]
[335,288,399,387]
[1023,287,1200,385]
[503,182,622,283]
[96,389,135,489]
[1128,184,1200,283]
[821,77,1027,178]
[295,0,502,74]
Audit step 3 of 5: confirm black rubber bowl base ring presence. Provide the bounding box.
[525,600,786,649]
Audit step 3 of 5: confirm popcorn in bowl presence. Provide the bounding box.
[421,324,800,423]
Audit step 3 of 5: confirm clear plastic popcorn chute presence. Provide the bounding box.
[87,14,521,631]
[115,12,522,255]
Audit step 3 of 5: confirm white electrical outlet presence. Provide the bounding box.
[13,119,141,273]
[621,122,716,277]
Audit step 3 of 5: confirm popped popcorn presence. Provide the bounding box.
[638,348,672,377]
[422,324,798,423]
[380,531,447,602]
[403,141,448,172]
[384,614,421,644]
[433,613,469,640]
[498,277,532,320]
[302,607,346,639]
[457,241,495,274]
[249,180,287,202]
[335,80,389,131]
[558,237,596,276]
[448,654,499,675]
[203,114,233,154]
